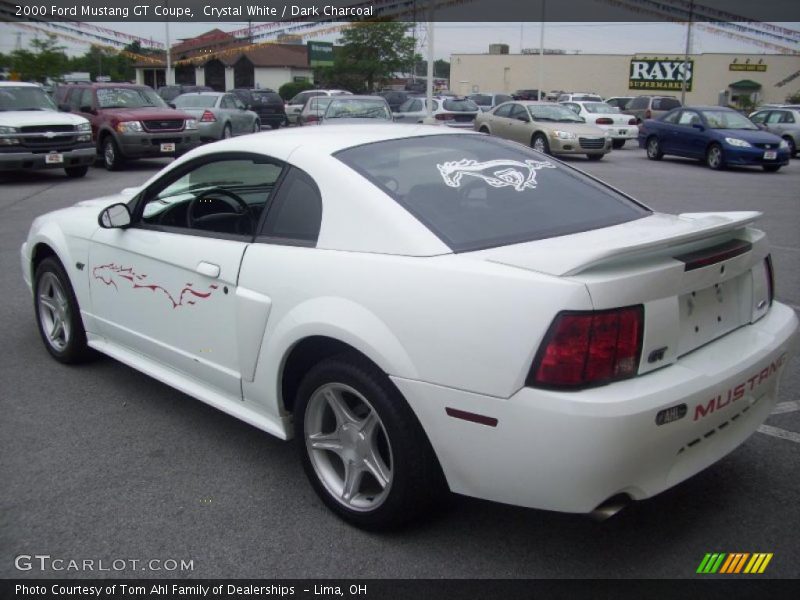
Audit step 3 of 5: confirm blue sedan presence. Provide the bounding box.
[638,106,790,172]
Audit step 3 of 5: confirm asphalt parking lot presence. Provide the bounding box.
[1,141,798,579]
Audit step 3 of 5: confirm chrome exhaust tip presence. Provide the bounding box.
[589,494,630,521]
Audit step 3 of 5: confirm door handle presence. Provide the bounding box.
[196,261,221,278]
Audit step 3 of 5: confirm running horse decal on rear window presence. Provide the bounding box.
[437,158,556,192]
[92,263,219,309]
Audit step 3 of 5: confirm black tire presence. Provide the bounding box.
[479,126,490,134]
[783,136,796,158]
[253,121,261,133]
[102,136,124,171]
[295,354,446,530]
[531,133,551,155]
[222,124,232,139]
[33,257,94,364]
[763,164,781,173]
[587,153,604,161]
[705,143,725,170]
[645,136,663,160]
[64,166,88,178]
[611,139,626,149]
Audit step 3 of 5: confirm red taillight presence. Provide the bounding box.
[628,118,637,125]
[645,109,652,119]
[435,113,455,121]
[595,117,613,125]
[765,254,775,306]
[305,114,319,123]
[200,110,216,122]
[529,306,644,389]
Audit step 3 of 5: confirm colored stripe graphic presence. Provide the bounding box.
[699,553,772,574]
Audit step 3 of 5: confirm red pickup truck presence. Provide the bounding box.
[57,83,201,170]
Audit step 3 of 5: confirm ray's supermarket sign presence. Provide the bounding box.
[629,59,694,91]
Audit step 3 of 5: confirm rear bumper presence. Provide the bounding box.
[0,145,95,171]
[394,302,799,513]
[117,132,201,158]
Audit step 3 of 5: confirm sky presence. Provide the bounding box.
[2,21,799,59]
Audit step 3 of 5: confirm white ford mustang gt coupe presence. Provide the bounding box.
[21,125,798,529]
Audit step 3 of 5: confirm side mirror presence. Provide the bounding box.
[167,102,176,109]
[246,104,253,111]
[691,123,705,131]
[516,115,530,122]
[79,105,96,115]
[98,203,132,229]
[58,103,70,112]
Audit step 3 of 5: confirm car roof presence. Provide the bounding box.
[0,81,41,88]
[179,92,224,97]
[181,124,474,162]
[328,95,388,101]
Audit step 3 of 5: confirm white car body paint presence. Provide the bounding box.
[21,124,799,514]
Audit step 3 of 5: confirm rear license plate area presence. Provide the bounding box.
[160,143,176,152]
[678,273,747,355]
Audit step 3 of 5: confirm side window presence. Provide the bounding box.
[66,88,82,110]
[494,103,513,118]
[260,167,322,245]
[232,96,246,110]
[766,111,784,124]
[510,104,529,120]
[564,103,581,114]
[141,156,284,237]
[630,97,647,109]
[749,111,768,124]
[677,110,700,126]
[662,110,680,124]
[80,88,94,110]
[220,95,234,109]
[782,111,796,124]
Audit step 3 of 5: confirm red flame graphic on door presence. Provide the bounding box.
[92,263,219,309]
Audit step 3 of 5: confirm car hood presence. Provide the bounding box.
[0,110,89,127]
[713,128,783,144]
[99,107,192,121]
[73,187,140,209]
[534,121,606,135]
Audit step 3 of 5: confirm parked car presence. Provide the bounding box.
[556,92,603,103]
[604,96,634,111]
[377,90,412,112]
[57,83,201,171]
[230,88,287,129]
[560,100,639,148]
[468,92,514,112]
[749,106,799,157]
[298,96,334,126]
[21,125,798,529]
[512,89,542,101]
[638,106,790,171]
[475,101,611,160]
[394,96,480,129]
[319,96,393,124]
[0,82,95,178]
[285,89,352,124]
[624,95,681,124]
[173,92,260,141]
[157,85,213,103]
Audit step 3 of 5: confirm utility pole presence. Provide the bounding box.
[425,0,434,120]
[680,0,694,105]
[164,1,172,86]
[538,1,545,100]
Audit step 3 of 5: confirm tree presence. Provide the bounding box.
[332,21,415,92]
[414,59,451,79]
[11,34,68,82]
[278,80,314,101]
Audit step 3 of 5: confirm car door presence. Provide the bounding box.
[89,152,285,398]
[670,109,706,157]
[764,110,789,138]
[221,94,242,134]
[508,103,533,144]
[489,103,515,138]
[230,95,252,132]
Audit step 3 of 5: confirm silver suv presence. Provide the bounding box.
[749,107,799,157]
[624,95,682,124]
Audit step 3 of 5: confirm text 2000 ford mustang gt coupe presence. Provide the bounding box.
[21,125,798,529]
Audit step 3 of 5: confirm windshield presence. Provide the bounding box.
[701,110,758,130]
[251,91,282,104]
[583,102,615,114]
[335,134,649,253]
[528,104,582,122]
[324,98,392,120]
[175,95,218,108]
[0,86,57,111]
[96,87,167,109]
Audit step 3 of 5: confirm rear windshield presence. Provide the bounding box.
[583,102,615,114]
[443,98,478,112]
[174,95,217,108]
[653,97,681,110]
[335,135,650,252]
[251,91,282,104]
[325,98,391,120]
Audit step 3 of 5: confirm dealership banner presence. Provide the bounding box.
[629,59,694,92]
[0,0,798,22]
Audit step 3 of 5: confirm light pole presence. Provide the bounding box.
[164,1,172,86]
[680,0,695,105]
[538,1,545,100]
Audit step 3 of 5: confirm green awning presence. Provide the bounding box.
[728,79,762,90]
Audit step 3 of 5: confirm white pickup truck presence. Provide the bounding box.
[0,82,95,178]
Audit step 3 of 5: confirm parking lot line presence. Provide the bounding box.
[758,424,800,444]
[771,401,800,415]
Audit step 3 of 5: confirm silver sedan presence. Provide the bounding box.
[173,92,260,142]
